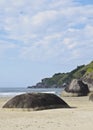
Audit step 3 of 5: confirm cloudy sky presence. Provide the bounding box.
[0,0,93,87]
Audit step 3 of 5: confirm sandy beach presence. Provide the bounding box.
[0,96,93,130]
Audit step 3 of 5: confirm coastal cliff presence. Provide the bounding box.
[28,61,93,89]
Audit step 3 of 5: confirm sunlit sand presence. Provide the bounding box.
[0,96,93,130]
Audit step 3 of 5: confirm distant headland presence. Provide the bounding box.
[28,61,93,89]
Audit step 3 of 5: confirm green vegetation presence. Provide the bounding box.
[32,61,93,88]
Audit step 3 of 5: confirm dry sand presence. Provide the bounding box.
[0,96,93,130]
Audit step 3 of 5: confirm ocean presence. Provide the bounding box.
[0,87,64,97]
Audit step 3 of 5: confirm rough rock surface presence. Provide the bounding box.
[82,72,93,90]
[3,93,70,110]
[64,79,89,96]
[89,93,93,101]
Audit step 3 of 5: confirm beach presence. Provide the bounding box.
[0,96,93,130]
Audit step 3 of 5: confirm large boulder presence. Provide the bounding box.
[63,79,89,96]
[3,93,70,110]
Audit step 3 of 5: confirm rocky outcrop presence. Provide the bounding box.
[82,72,93,90]
[3,93,70,110]
[28,82,58,88]
[62,79,89,97]
[89,93,93,101]
[27,61,93,89]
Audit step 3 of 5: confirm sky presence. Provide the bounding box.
[0,0,93,88]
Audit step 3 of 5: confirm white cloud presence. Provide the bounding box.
[83,25,93,38]
[0,41,16,49]
[19,32,64,61]
[49,0,74,9]
[31,10,58,27]
[63,38,77,49]
[0,0,93,64]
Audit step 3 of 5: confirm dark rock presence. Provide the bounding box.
[3,93,70,110]
[89,93,93,101]
[64,79,89,96]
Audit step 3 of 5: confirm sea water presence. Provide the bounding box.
[0,87,64,97]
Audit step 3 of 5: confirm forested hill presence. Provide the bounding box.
[28,61,93,88]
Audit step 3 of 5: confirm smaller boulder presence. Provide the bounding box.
[89,93,93,101]
[63,79,89,96]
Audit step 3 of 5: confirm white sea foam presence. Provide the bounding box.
[0,88,63,97]
[41,91,56,94]
[0,92,25,97]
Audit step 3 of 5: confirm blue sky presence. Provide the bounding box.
[0,0,93,87]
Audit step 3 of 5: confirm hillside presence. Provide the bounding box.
[29,61,93,88]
